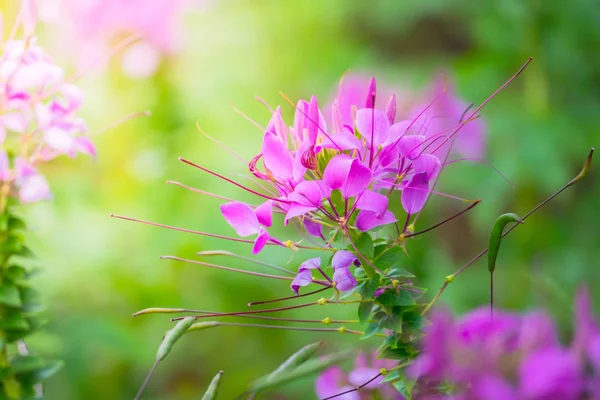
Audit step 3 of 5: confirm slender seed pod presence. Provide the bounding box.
[201,371,224,400]
[266,342,322,382]
[488,213,523,273]
[156,317,195,361]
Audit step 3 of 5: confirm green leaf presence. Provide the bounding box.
[356,275,380,299]
[7,216,26,232]
[383,333,402,349]
[379,313,402,333]
[382,369,401,383]
[18,286,44,313]
[0,283,23,307]
[392,373,418,399]
[380,345,416,360]
[373,245,403,269]
[361,322,383,339]
[387,267,415,279]
[329,189,345,216]
[376,289,415,307]
[201,370,223,400]
[4,265,27,283]
[358,301,374,325]
[353,232,374,258]
[0,309,30,331]
[402,310,424,332]
[12,356,63,383]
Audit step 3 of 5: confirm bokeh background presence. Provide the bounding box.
[4,0,600,398]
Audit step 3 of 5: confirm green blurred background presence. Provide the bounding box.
[10,0,600,398]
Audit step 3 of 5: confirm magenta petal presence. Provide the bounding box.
[589,334,600,371]
[412,154,441,179]
[365,77,376,108]
[262,133,293,182]
[385,94,396,124]
[401,173,429,214]
[342,159,372,198]
[220,202,260,236]
[304,218,323,239]
[315,367,358,400]
[265,106,287,144]
[348,367,382,390]
[318,130,361,151]
[398,134,426,160]
[355,108,390,147]
[293,99,310,143]
[307,95,327,145]
[288,180,325,207]
[254,200,273,227]
[519,348,583,400]
[355,190,388,215]
[285,203,318,221]
[472,375,518,400]
[323,155,353,191]
[332,250,358,270]
[292,139,310,182]
[0,150,9,181]
[252,227,270,254]
[74,136,96,158]
[356,210,397,231]
[333,267,357,292]
[299,257,321,270]
[19,174,52,203]
[291,268,313,294]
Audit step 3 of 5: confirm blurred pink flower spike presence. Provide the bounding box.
[220,201,281,254]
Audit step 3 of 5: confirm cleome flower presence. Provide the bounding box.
[411,287,600,399]
[0,1,94,204]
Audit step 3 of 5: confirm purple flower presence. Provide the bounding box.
[315,352,402,400]
[220,201,278,254]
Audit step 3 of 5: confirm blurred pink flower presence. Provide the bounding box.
[43,0,191,77]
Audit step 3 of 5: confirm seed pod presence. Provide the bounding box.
[201,370,223,400]
[266,342,322,381]
[156,317,195,361]
[488,213,523,273]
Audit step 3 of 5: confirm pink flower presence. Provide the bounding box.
[220,201,278,254]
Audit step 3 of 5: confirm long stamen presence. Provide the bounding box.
[135,307,355,324]
[196,250,295,276]
[179,158,290,204]
[421,147,593,315]
[171,301,323,321]
[196,122,247,163]
[166,180,240,202]
[406,200,481,238]
[160,256,294,281]
[189,321,366,335]
[444,158,515,187]
[248,286,332,306]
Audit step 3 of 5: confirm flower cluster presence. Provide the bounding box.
[0,3,94,204]
[219,76,482,295]
[42,0,191,77]
[413,288,600,399]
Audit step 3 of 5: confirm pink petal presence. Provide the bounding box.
[0,150,9,181]
[254,200,273,227]
[342,159,372,198]
[75,136,96,158]
[412,154,441,178]
[355,190,388,216]
[398,135,426,160]
[315,367,358,400]
[365,77,376,108]
[324,155,353,191]
[220,202,260,237]
[262,133,293,182]
[291,268,313,294]
[252,227,270,254]
[348,367,382,390]
[317,130,361,151]
[355,108,390,147]
[293,100,310,143]
[401,173,429,214]
[44,127,74,153]
[332,250,358,270]
[304,218,323,239]
[356,210,397,231]
[299,257,321,270]
[385,94,396,124]
[19,174,52,203]
[285,203,318,221]
[333,268,357,292]
[292,139,310,182]
[265,106,287,145]
[288,180,326,207]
